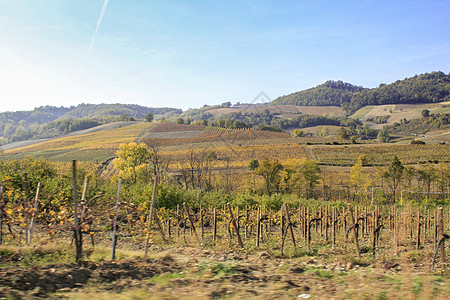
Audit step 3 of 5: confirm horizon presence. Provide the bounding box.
[1,0,449,113]
[1,70,449,114]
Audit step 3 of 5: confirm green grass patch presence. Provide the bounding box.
[147,272,185,286]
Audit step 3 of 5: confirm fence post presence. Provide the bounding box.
[438,207,445,263]
[213,207,217,243]
[227,203,244,248]
[416,210,421,250]
[0,181,3,246]
[24,173,29,245]
[145,175,159,257]
[28,182,42,244]
[256,206,261,247]
[72,160,82,263]
[111,177,122,260]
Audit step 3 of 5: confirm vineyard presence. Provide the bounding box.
[206,104,346,118]
[2,123,154,162]
[1,150,450,299]
[312,143,450,166]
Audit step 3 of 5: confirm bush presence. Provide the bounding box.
[410,140,425,145]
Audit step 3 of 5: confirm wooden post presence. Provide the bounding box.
[348,203,361,258]
[416,210,421,250]
[372,207,377,254]
[145,175,159,256]
[183,202,200,243]
[200,205,204,241]
[438,207,445,262]
[176,204,180,238]
[245,205,249,240]
[256,206,261,247]
[306,207,310,249]
[325,206,329,241]
[236,206,240,233]
[72,160,82,263]
[433,210,438,251]
[28,182,42,244]
[167,218,171,238]
[0,182,3,246]
[332,206,336,248]
[213,208,217,243]
[23,173,30,245]
[227,203,244,248]
[111,177,122,260]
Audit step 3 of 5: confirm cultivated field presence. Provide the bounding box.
[351,101,450,129]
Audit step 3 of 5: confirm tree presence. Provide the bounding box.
[358,154,368,166]
[349,158,373,201]
[383,156,404,202]
[417,164,436,199]
[320,126,330,137]
[282,159,303,193]
[299,160,321,198]
[294,129,304,137]
[254,157,283,195]
[377,127,390,143]
[144,113,154,122]
[337,127,349,139]
[421,109,430,118]
[115,142,153,183]
[176,118,185,124]
[247,159,259,171]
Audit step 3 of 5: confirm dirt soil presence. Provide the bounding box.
[0,246,449,299]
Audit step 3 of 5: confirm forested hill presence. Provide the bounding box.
[272,71,450,114]
[0,104,181,145]
[59,103,181,120]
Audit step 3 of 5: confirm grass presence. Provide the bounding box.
[350,106,374,119]
[0,243,74,267]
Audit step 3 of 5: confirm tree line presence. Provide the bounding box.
[272,71,450,114]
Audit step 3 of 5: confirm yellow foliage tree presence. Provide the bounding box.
[115,142,153,183]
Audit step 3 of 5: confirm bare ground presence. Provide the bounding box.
[1,245,449,300]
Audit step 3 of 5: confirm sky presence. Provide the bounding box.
[0,0,449,113]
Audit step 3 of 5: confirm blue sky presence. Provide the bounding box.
[1,0,449,112]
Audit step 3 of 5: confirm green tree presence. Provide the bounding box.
[377,128,390,143]
[383,156,404,202]
[299,160,321,198]
[421,109,430,118]
[417,164,436,199]
[247,159,259,171]
[176,118,185,124]
[115,142,153,183]
[294,129,304,137]
[337,127,349,139]
[254,157,283,195]
[144,113,154,122]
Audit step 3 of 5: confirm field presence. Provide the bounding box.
[2,121,449,171]
[2,122,154,162]
[206,104,346,118]
[312,143,450,166]
[1,201,449,299]
[351,101,450,129]
[1,120,450,299]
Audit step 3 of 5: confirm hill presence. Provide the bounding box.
[273,71,450,113]
[350,101,450,129]
[0,104,181,145]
